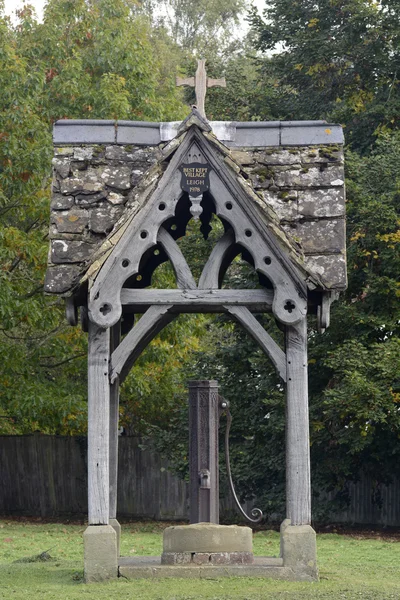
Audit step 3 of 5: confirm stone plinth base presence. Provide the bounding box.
[163,522,253,553]
[162,523,254,567]
[83,524,118,583]
[281,524,318,581]
[162,550,253,565]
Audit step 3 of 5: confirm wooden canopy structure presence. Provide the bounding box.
[45,108,346,581]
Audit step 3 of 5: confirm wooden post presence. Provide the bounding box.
[285,317,311,525]
[109,322,121,521]
[87,320,110,525]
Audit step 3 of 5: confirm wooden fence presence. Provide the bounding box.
[0,435,398,525]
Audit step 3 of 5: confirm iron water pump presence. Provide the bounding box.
[188,380,262,524]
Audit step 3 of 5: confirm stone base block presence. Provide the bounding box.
[109,518,121,557]
[279,518,291,557]
[161,550,254,565]
[163,522,253,554]
[83,525,118,583]
[281,524,318,581]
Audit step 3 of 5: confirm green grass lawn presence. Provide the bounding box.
[0,519,399,599]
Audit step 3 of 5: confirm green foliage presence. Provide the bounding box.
[308,131,400,503]
[249,0,400,150]
[194,44,291,122]
[23,0,186,121]
[0,0,187,433]
[147,0,248,55]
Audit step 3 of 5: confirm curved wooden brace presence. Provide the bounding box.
[226,305,286,382]
[208,172,306,326]
[317,291,334,333]
[157,227,196,290]
[112,302,285,387]
[110,305,176,384]
[65,296,78,326]
[89,166,184,329]
[198,229,235,289]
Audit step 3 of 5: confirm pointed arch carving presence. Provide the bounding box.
[206,173,306,326]
[157,228,196,290]
[198,229,236,289]
[89,159,185,328]
[110,304,287,385]
[89,127,307,330]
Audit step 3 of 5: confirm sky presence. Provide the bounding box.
[3,0,264,24]
[4,0,45,20]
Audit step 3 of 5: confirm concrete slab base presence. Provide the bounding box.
[109,518,121,557]
[82,521,318,582]
[118,556,316,581]
[83,524,118,583]
[281,524,318,581]
[119,556,311,581]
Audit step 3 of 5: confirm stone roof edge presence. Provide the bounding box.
[53,119,344,147]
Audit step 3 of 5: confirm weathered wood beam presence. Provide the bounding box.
[120,288,273,311]
[198,229,236,290]
[89,129,203,329]
[226,306,286,382]
[87,321,110,525]
[110,305,176,384]
[109,322,120,521]
[208,172,307,326]
[157,228,196,289]
[285,318,311,525]
[121,304,271,314]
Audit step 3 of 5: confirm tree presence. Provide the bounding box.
[18,0,186,122]
[249,0,400,151]
[308,131,400,505]
[145,0,248,56]
[0,0,188,434]
[204,44,295,122]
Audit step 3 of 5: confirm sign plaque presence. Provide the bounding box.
[180,163,211,196]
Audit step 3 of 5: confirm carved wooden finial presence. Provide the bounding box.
[176,59,226,119]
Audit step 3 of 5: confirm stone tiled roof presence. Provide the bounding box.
[45,116,346,295]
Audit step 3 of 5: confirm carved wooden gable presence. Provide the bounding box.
[45,110,346,333]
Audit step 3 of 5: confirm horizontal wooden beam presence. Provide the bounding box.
[120,289,273,313]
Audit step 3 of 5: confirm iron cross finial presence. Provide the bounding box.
[176,59,226,119]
